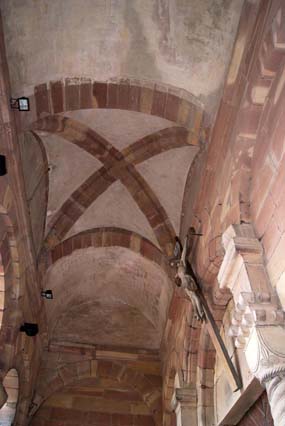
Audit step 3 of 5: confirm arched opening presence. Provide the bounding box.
[0,369,19,426]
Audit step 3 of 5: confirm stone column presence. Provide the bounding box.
[218,224,285,425]
[171,386,197,426]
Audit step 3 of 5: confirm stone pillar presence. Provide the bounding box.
[171,386,197,426]
[218,224,285,425]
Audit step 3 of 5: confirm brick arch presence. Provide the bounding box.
[32,115,177,256]
[39,227,172,280]
[30,359,162,425]
[28,130,50,247]
[33,77,204,136]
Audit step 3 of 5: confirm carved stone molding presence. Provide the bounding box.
[218,224,285,349]
[171,386,197,426]
[245,326,285,425]
[245,326,285,382]
[218,224,285,425]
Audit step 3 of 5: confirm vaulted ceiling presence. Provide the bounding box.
[0,0,244,423]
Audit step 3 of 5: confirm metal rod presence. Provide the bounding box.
[188,262,242,392]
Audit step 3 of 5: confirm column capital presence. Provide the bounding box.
[171,385,197,410]
[245,326,285,384]
[218,223,285,349]
[171,385,197,426]
[219,224,285,424]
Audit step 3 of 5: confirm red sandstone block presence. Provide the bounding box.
[45,374,64,396]
[114,414,133,426]
[168,293,182,321]
[107,83,118,108]
[258,97,273,137]
[87,412,111,425]
[262,214,281,261]
[210,204,222,238]
[251,162,275,216]
[269,158,285,206]
[35,83,51,117]
[271,115,285,163]
[93,82,107,108]
[62,238,73,257]
[50,80,64,114]
[59,364,76,385]
[81,233,92,249]
[76,360,91,377]
[65,78,80,111]
[109,362,124,380]
[275,190,285,232]
[260,30,285,75]
[237,104,262,136]
[51,243,63,263]
[61,199,83,222]
[118,81,130,110]
[274,6,285,45]
[164,93,180,122]
[71,234,82,251]
[249,60,272,101]
[120,367,137,384]
[140,239,159,263]
[251,193,275,238]
[251,131,268,178]
[80,79,93,109]
[129,85,141,111]
[89,231,102,248]
[151,88,167,118]
[30,419,46,426]
[105,390,139,402]
[198,349,216,369]
[33,398,51,416]
[53,214,74,239]
[116,231,131,248]
[266,96,285,142]
[59,408,85,423]
[97,360,113,377]
[101,230,115,247]
[208,237,222,263]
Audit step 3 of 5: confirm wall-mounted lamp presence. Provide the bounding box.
[20,323,39,336]
[41,290,53,300]
[10,97,30,111]
[0,155,7,176]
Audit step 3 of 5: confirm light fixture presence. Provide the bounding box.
[41,290,53,299]
[10,96,30,111]
[0,155,6,176]
[20,323,39,336]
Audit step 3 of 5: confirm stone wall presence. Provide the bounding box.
[163,0,285,423]
[0,11,46,425]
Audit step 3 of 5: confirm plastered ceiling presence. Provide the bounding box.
[1,0,243,114]
[0,0,244,423]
